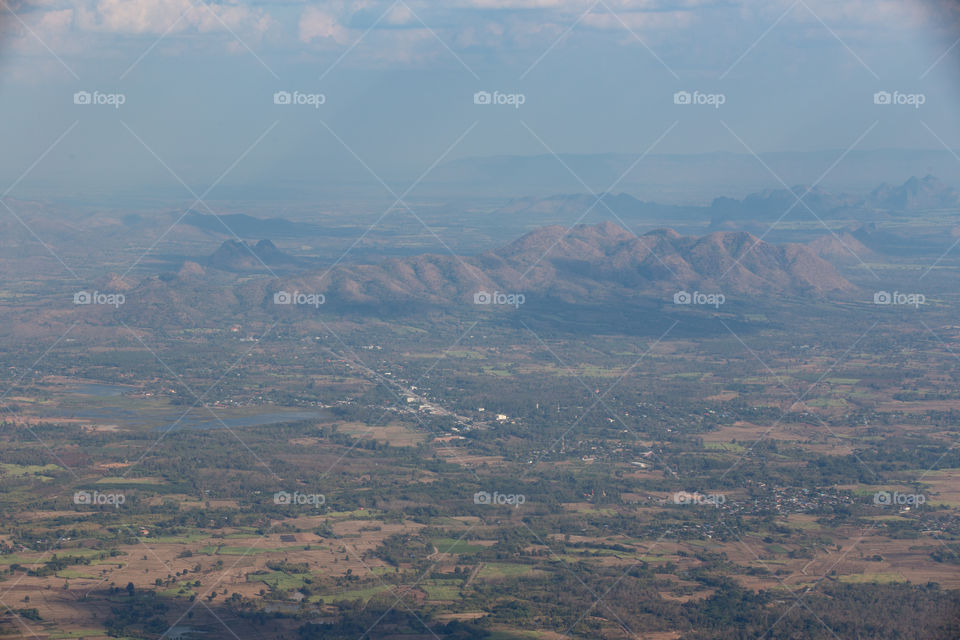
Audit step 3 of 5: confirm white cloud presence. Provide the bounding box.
[454,0,576,8]
[35,7,73,32]
[739,0,940,31]
[385,3,414,25]
[5,0,957,71]
[24,0,275,37]
[582,9,696,31]
[298,6,350,44]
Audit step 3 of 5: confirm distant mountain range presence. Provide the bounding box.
[173,177,959,255]
[105,222,854,328]
[497,193,702,222]
[184,212,323,238]
[208,239,302,271]
[867,175,960,211]
[183,212,357,240]
[272,221,853,306]
[425,150,960,200]
[497,176,960,229]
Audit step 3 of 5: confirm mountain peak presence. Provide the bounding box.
[276,223,853,307]
[868,174,960,210]
[208,239,298,271]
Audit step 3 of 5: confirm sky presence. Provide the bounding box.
[0,0,959,202]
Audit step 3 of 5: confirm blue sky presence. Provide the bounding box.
[1,0,959,201]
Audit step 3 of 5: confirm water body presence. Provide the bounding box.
[57,381,332,430]
[66,382,134,397]
[156,410,331,432]
[67,407,331,432]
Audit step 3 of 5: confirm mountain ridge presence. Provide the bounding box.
[272,222,855,306]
